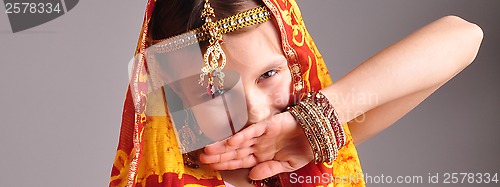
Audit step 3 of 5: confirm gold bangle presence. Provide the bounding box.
[301,101,337,163]
[297,103,329,163]
[288,92,346,164]
[289,106,321,162]
[308,92,346,148]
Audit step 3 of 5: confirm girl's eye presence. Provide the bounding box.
[258,69,278,81]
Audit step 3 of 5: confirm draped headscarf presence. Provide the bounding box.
[110,0,365,186]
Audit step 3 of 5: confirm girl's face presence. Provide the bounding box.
[222,20,292,125]
[165,20,292,142]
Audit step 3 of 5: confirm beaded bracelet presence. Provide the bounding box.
[299,101,336,163]
[288,92,346,164]
[288,106,321,161]
[308,92,346,148]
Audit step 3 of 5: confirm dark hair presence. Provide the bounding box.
[149,0,264,40]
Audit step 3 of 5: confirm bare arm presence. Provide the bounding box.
[321,15,483,144]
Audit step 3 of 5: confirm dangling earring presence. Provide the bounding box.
[179,109,200,168]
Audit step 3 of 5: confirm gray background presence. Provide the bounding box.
[0,0,498,186]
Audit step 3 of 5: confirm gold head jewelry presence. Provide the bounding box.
[199,0,226,96]
[152,4,271,96]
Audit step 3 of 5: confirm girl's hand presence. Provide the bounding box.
[199,111,314,180]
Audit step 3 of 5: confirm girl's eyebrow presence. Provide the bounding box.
[258,56,287,74]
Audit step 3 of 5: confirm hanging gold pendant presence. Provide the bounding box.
[199,42,226,96]
[198,0,226,97]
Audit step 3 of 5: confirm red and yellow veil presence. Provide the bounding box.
[110,0,365,186]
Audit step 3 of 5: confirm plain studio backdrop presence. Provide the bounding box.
[0,1,498,187]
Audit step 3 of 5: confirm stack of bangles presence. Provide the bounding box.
[288,92,346,164]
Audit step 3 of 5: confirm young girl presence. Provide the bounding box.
[110,0,482,186]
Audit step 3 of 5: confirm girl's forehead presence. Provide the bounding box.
[222,21,284,67]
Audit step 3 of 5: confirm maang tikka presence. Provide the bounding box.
[198,0,226,97]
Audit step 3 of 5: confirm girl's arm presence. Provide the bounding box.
[322,15,483,144]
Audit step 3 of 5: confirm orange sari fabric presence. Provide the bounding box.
[109,0,365,186]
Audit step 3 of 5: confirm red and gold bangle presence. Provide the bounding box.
[299,100,337,163]
[288,106,321,162]
[288,92,347,164]
[308,92,346,147]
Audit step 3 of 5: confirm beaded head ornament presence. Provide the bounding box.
[199,0,226,97]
